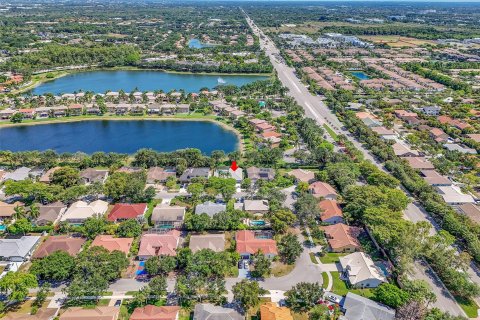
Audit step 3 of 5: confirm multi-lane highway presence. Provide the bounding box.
[243,11,469,317]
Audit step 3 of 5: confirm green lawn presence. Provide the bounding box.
[321,272,329,289]
[330,272,373,298]
[455,296,479,318]
[309,253,319,264]
[323,124,339,141]
[319,252,348,264]
[145,199,161,226]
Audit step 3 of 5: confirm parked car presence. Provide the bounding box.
[114,300,122,307]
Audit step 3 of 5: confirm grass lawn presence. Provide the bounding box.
[145,199,162,226]
[97,299,111,306]
[321,272,329,289]
[323,124,339,141]
[455,296,479,318]
[271,262,295,277]
[330,272,373,298]
[125,291,137,296]
[309,252,319,264]
[293,312,309,320]
[319,252,347,264]
[178,309,192,320]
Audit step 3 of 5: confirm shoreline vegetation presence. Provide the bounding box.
[0,114,245,153]
[12,66,273,94]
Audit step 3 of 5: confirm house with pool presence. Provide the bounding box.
[236,230,278,259]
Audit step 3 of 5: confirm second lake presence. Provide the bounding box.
[30,70,269,95]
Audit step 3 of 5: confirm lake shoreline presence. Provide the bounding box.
[17,67,272,94]
[0,115,244,153]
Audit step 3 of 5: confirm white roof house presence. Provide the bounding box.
[243,200,269,214]
[0,236,41,262]
[436,185,476,205]
[339,252,387,288]
[60,200,109,224]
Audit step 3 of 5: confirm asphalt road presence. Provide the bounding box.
[243,12,466,317]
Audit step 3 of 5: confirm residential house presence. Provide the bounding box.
[130,305,180,320]
[404,157,435,170]
[36,202,67,226]
[341,292,395,320]
[151,204,186,229]
[339,252,387,288]
[309,182,338,200]
[243,200,269,215]
[371,127,396,140]
[60,200,109,224]
[458,204,480,224]
[420,105,441,116]
[138,230,181,260]
[429,128,449,143]
[260,302,293,320]
[80,169,108,184]
[3,309,57,320]
[59,307,120,320]
[146,167,176,184]
[33,235,85,259]
[189,233,225,253]
[68,104,83,116]
[0,201,24,221]
[3,167,32,181]
[443,143,477,154]
[436,185,476,205]
[179,168,211,183]
[215,166,243,182]
[107,203,147,222]
[0,236,41,262]
[319,199,343,224]
[289,169,316,184]
[467,134,480,143]
[392,143,419,157]
[193,304,243,320]
[195,201,226,218]
[322,224,362,253]
[236,230,278,259]
[420,170,452,186]
[246,167,275,183]
[19,108,35,118]
[39,167,61,183]
[91,235,133,255]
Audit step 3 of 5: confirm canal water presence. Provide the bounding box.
[30,70,269,95]
[0,120,239,154]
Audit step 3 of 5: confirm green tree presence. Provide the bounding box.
[145,255,177,276]
[8,218,32,235]
[83,215,106,239]
[10,112,24,123]
[294,194,320,224]
[373,283,410,308]
[185,213,211,232]
[51,167,80,188]
[30,251,76,281]
[285,282,323,312]
[278,233,303,264]
[0,272,37,302]
[149,275,167,298]
[270,209,297,234]
[309,304,331,320]
[33,283,50,308]
[116,219,142,238]
[251,251,271,279]
[232,279,267,312]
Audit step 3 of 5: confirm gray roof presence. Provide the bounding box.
[189,234,226,253]
[342,292,395,320]
[0,236,40,259]
[151,204,186,222]
[193,304,244,320]
[195,201,226,218]
[179,168,211,182]
[3,167,32,181]
[37,202,66,224]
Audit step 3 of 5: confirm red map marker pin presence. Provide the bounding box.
[230,161,238,171]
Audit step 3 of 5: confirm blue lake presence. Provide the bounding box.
[350,71,370,80]
[0,120,239,154]
[188,38,215,49]
[30,70,269,95]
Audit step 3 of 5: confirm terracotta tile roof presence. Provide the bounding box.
[322,224,362,252]
[308,182,337,198]
[3,308,57,320]
[236,230,278,255]
[33,235,85,259]
[107,203,147,221]
[91,235,133,255]
[319,199,343,221]
[260,302,293,320]
[261,131,282,139]
[130,305,180,320]
[288,169,315,183]
[405,157,435,170]
[59,306,120,320]
[138,230,180,257]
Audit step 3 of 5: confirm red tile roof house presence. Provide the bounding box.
[130,305,180,320]
[18,109,35,119]
[91,235,133,255]
[138,230,181,260]
[236,230,278,259]
[33,235,86,259]
[308,182,338,200]
[319,199,344,224]
[107,203,148,222]
[322,223,362,253]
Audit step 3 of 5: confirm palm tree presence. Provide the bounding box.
[13,206,26,220]
[29,204,40,220]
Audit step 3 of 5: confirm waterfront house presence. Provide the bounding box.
[36,107,51,118]
[59,307,120,320]
[80,168,109,184]
[3,167,32,181]
[19,108,35,118]
[138,230,181,260]
[151,204,186,229]
[214,166,243,182]
[146,104,161,115]
[189,233,225,253]
[179,167,211,183]
[107,203,147,222]
[193,304,243,320]
[322,223,362,253]
[68,104,83,116]
[91,235,133,255]
[176,104,190,113]
[33,235,85,259]
[246,167,275,183]
[0,236,41,262]
[339,252,387,288]
[0,109,15,120]
[309,181,338,200]
[51,106,67,117]
[39,167,61,183]
[130,305,180,320]
[236,230,277,259]
[146,167,176,184]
